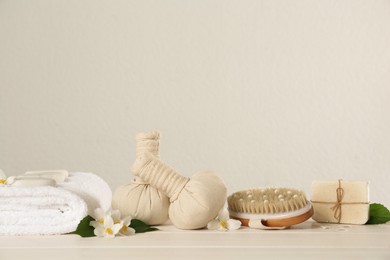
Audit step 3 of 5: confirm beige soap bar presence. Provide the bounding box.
[25,170,69,184]
[311,180,369,224]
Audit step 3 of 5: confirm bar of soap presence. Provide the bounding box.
[7,176,56,187]
[25,170,69,184]
[311,180,369,224]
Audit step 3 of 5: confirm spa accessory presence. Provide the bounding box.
[6,169,68,187]
[311,180,369,224]
[5,170,66,187]
[0,171,112,235]
[227,187,313,229]
[112,131,170,225]
[25,169,69,184]
[6,171,111,216]
[0,186,87,235]
[6,176,56,187]
[132,152,227,230]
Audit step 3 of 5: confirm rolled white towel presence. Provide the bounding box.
[0,186,87,235]
[0,171,112,235]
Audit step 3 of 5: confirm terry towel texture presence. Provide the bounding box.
[0,186,87,235]
[0,172,112,235]
[59,172,112,216]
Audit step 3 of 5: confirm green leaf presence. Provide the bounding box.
[366,203,390,224]
[70,215,95,237]
[130,219,159,233]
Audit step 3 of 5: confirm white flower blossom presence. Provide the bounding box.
[89,208,135,237]
[93,215,122,238]
[111,209,135,236]
[90,208,107,229]
[207,208,241,231]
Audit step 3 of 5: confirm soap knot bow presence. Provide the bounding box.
[330,181,344,223]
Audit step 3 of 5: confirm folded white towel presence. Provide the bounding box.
[0,171,112,235]
[0,186,87,235]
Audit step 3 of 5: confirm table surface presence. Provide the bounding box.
[0,221,389,260]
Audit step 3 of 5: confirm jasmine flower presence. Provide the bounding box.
[207,208,241,231]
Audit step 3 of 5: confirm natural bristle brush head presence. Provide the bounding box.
[228,188,308,214]
[227,187,313,229]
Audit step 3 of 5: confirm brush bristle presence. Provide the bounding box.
[228,188,308,214]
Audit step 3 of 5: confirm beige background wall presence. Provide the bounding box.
[1,0,390,206]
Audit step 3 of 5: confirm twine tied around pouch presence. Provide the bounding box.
[311,179,369,223]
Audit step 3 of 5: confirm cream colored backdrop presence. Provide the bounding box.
[1,0,390,206]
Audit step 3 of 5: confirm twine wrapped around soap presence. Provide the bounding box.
[311,179,368,223]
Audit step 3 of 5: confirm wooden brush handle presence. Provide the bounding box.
[233,206,314,228]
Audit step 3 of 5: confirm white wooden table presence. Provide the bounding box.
[0,221,389,260]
